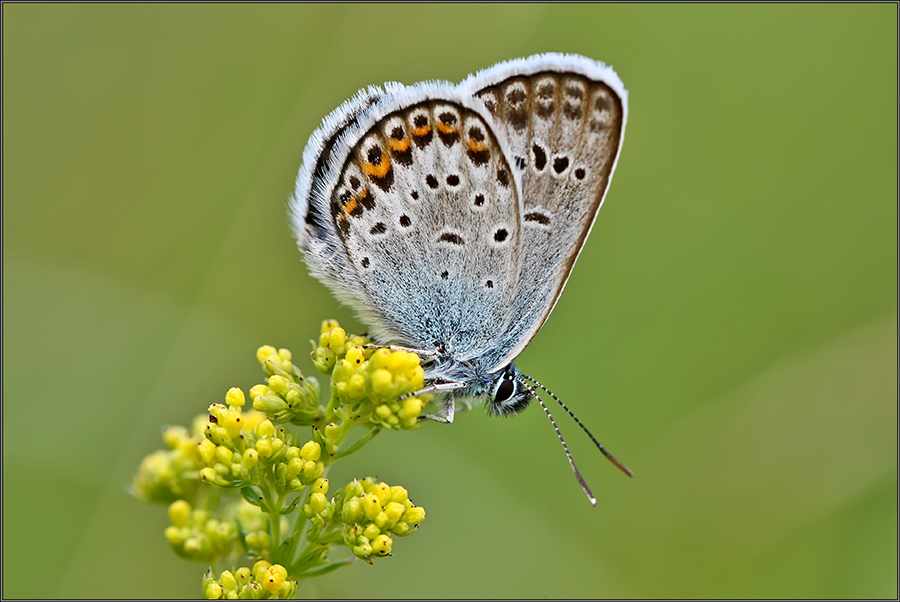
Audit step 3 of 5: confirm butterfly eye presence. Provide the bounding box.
[495,374,515,403]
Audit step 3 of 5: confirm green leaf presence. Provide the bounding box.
[280,494,304,515]
[240,486,264,507]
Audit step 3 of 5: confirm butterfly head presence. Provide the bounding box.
[487,363,533,417]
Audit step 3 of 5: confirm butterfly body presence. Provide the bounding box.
[292,53,626,423]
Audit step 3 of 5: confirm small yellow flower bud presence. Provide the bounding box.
[384,501,405,524]
[269,438,285,456]
[347,373,366,397]
[324,423,341,447]
[279,580,297,599]
[219,570,237,591]
[241,449,258,468]
[254,438,272,458]
[220,415,243,440]
[372,533,392,556]
[277,348,292,362]
[300,440,321,462]
[342,498,363,523]
[252,394,289,415]
[225,387,246,408]
[390,486,408,504]
[363,523,381,541]
[207,403,230,423]
[198,439,217,465]
[374,510,390,528]
[205,424,231,447]
[168,499,191,527]
[312,477,328,494]
[370,348,391,369]
[354,542,373,558]
[285,457,303,480]
[387,350,413,372]
[399,397,424,419]
[372,482,392,506]
[369,368,394,395]
[345,345,365,365]
[267,375,289,394]
[164,525,185,546]
[261,564,288,593]
[257,345,278,364]
[308,492,327,514]
[256,420,275,438]
[320,319,340,334]
[361,494,382,521]
[248,384,271,401]
[215,446,233,465]
[304,461,325,482]
[391,521,410,535]
[199,467,227,486]
[328,327,346,350]
[404,506,426,525]
[204,580,223,599]
[252,560,272,577]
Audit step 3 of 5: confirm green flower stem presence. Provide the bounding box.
[330,426,381,461]
[269,497,283,552]
[296,557,355,579]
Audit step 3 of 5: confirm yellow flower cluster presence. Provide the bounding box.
[131,416,209,503]
[134,320,432,598]
[340,478,426,562]
[165,499,236,563]
[252,346,323,425]
[301,477,333,529]
[196,388,325,494]
[197,391,266,487]
[310,320,370,373]
[323,332,428,429]
[273,439,326,493]
[203,561,297,600]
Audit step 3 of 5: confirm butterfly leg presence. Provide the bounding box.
[399,381,465,400]
[419,396,455,424]
[362,344,439,362]
[413,382,466,424]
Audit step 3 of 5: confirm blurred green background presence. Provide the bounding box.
[3,4,896,599]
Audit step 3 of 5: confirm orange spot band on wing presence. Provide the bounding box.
[388,138,410,152]
[362,153,391,178]
[468,139,487,153]
[412,124,431,137]
[436,122,458,135]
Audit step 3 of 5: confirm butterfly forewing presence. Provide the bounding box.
[327,94,522,358]
[467,59,626,371]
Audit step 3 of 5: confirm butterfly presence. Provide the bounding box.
[291,53,631,504]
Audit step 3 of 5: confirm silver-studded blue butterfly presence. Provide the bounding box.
[291,53,631,504]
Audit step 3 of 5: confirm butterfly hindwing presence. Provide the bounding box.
[462,54,628,371]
